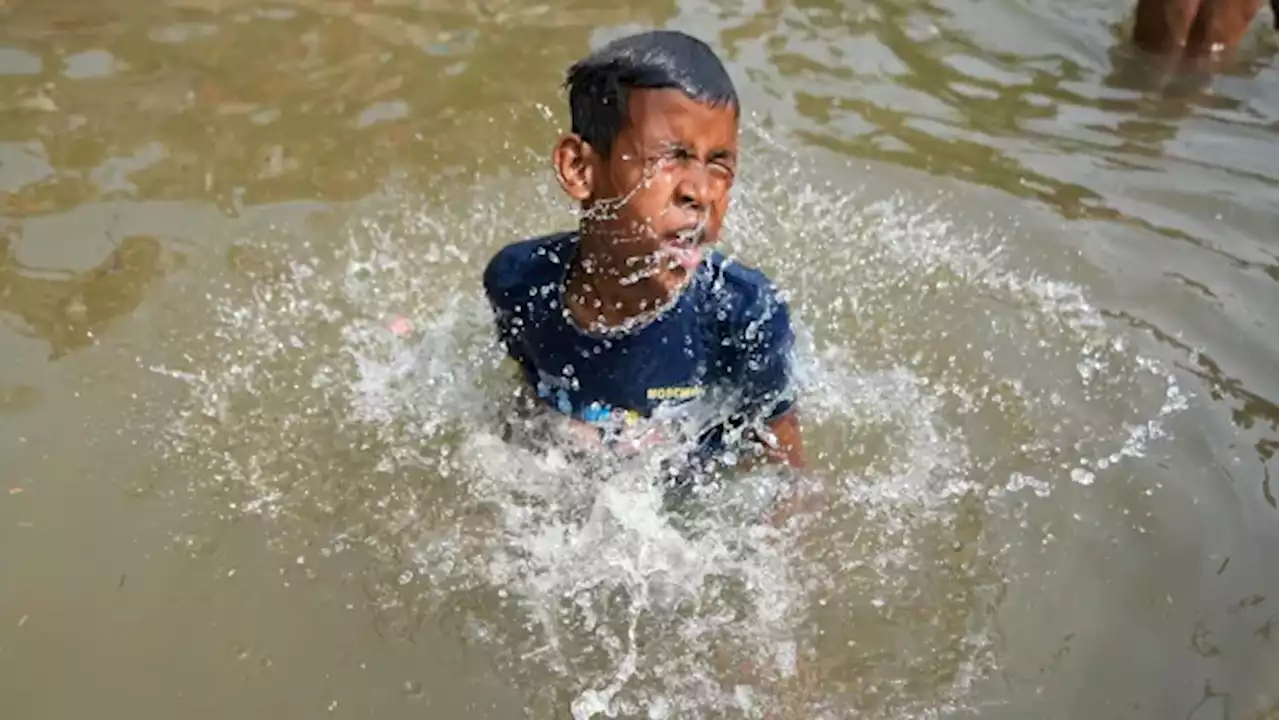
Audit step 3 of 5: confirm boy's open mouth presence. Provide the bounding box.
[661,225,706,271]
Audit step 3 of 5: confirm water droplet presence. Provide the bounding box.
[1069,468,1095,486]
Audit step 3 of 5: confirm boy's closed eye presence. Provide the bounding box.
[649,144,737,178]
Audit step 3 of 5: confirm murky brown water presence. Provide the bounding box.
[1,1,1276,718]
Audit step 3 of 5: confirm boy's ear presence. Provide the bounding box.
[552,133,596,202]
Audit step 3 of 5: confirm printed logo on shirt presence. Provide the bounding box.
[646,386,705,402]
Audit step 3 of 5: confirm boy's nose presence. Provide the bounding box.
[674,167,711,211]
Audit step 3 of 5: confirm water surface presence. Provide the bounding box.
[1,1,1275,718]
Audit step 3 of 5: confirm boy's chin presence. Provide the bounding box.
[655,262,698,295]
[620,260,694,297]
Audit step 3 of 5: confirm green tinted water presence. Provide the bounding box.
[1,1,1275,718]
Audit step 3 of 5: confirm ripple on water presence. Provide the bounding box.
[151,140,1184,718]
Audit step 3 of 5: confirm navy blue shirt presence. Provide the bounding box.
[482,232,795,463]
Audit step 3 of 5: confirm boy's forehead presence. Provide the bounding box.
[623,88,738,146]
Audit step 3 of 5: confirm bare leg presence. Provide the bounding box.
[1133,0,1266,56]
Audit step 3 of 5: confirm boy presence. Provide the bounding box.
[482,30,804,488]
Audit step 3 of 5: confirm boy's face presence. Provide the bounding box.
[557,88,739,295]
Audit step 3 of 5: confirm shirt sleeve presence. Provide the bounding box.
[483,253,537,384]
[492,303,528,363]
[735,286,797,423]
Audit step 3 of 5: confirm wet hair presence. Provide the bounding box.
[564,30,739,156]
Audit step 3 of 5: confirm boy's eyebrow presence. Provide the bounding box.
[652,140,737,162]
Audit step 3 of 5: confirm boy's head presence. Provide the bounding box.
[553,31,740,295]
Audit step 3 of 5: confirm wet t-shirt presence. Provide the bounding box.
[482,231,795,465]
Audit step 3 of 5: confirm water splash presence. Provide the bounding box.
[150,138,1186,718]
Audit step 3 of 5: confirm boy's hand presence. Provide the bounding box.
[764,411,804,469]
[761,411,824,528]
[765,476,825,529]
[558,417,604,449]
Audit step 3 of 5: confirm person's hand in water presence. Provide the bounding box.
[763,410,805,468]
[557,416,605,450]
[755,410,824,529]
[767,483,821,529]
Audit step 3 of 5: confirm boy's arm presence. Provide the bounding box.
[734,286,813,525]
[764,409,821,528]
[736,283,804,469]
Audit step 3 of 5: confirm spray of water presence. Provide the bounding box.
[150,135,1186,718]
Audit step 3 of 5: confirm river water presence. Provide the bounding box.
[1,1,1275,718]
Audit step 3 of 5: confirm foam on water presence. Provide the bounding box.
[152,139,1186,718]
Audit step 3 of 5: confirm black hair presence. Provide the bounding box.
[564,30,739,156]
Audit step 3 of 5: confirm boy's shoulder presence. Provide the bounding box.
[482,231,576,305]
[481,235,790,333]
[701,251,790,327]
